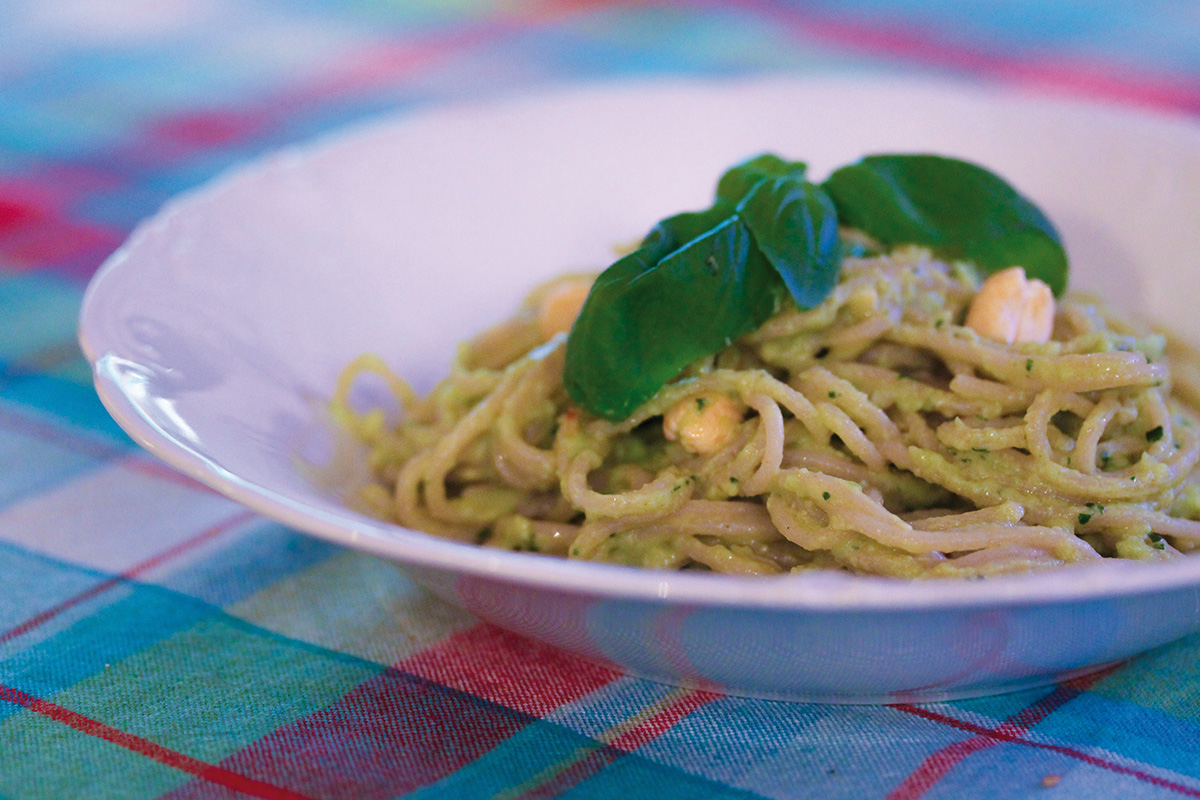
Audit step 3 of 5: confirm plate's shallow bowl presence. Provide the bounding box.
[80,77,1200,702]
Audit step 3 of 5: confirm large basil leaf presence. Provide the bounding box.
[563,216,780,421]
[738,175,840,310]
[823,154,1068,295]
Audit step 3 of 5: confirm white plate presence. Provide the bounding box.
[79,76,1200,702]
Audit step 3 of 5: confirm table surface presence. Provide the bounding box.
[5,1,1200,798]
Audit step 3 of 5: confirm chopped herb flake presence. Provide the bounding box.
[1146,425,1165,442]
[822,491,831,500]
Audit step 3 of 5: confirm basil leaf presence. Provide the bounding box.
[564,217,780,421]
[823,154,1068,295]
[643,201,737,256]
[716,153,806,206]
[738,175,840,310]
[565,156,836,420]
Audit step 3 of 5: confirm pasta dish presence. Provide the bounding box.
[332,153,1200,578]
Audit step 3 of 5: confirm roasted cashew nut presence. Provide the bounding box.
[965,266,1055,344]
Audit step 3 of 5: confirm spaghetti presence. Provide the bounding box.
[332,246,1200,577]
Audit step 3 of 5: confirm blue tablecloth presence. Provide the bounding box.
[3,1,1200,797]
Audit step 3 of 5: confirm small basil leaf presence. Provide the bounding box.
[824,154,1068,295]
[564,217,779,421]
[716,153,807,206]
[738,175,840,310]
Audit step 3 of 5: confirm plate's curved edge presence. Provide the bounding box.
[79,73,1200,615]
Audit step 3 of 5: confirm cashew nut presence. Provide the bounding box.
[663,393,745,454]
[537,278,593,340]
[965,266,1055,344]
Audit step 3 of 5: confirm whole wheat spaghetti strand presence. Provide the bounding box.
[420,358,535,522]
[888,325,1169,391]
[741,393,785,495]
[909,501,1026,530]
[1074,394,1122,474]
[679,537,785,575]
[492,342,563,490]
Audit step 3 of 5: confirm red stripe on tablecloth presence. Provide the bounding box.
[606,688,718,752]
[161,624,623,800]
[0,168,124,210]
[0,683,318,800]
[886,668,1114,799]
[888,668,1200,798]
[0,403,214,492]
[885,679,1085,800]
[0,198,39,235]
[0,509,256,647]
[0,215,123,271]
[886,734,997,800]
[0,168,126,278]
[0,186,122,272]
[895,703,1200,797]
[140,20,521,159]
[162,662,541,800]
[150,109,268,149]
[684,0,1200,114]
[399,623,622,717]
[287,23,519,103]
[506,688,719,800]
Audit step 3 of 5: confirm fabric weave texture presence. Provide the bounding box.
[3,1,1200,797]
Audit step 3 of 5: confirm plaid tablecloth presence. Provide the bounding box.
[4,1,1200,797]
